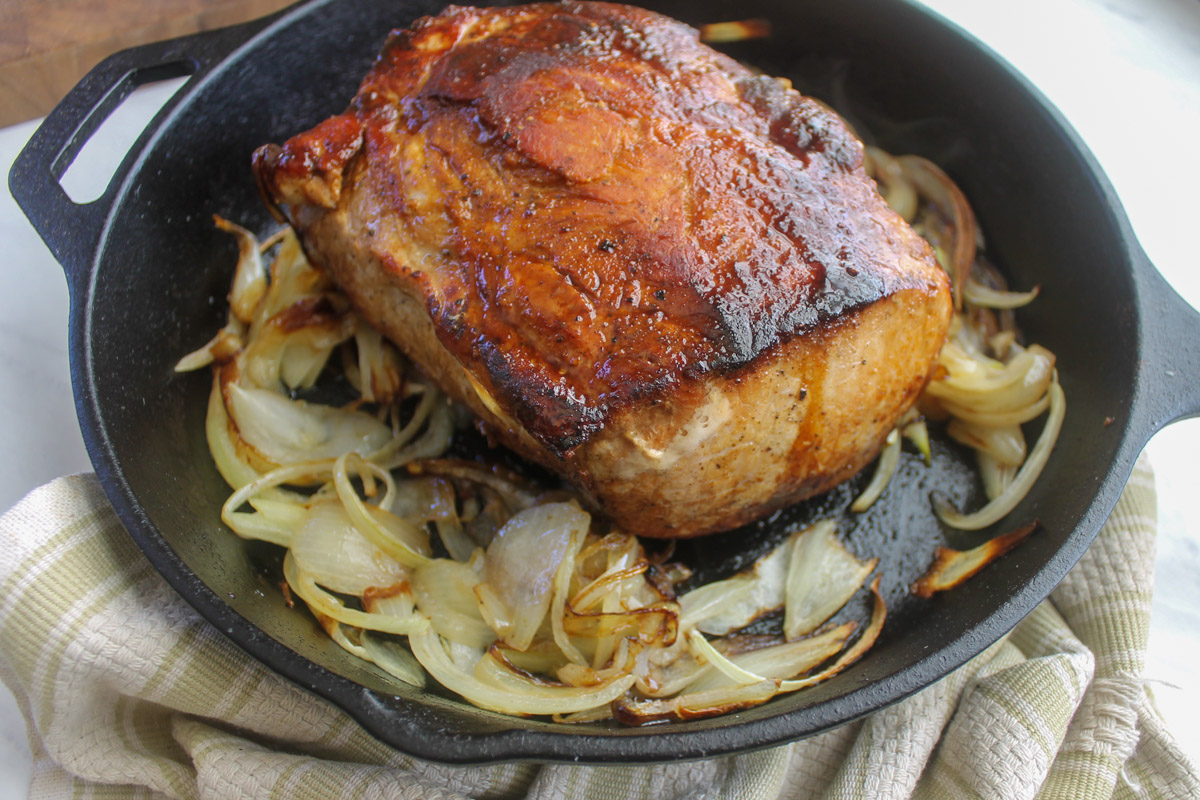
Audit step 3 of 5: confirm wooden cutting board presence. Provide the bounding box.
[0,0,296,128]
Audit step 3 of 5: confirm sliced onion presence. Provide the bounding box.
[903,418,932,465]
[562,605,678,645]
[361,631,427,688]
[225,494,309,547]
[363,589,418,618]
[783,520,876,640]
[554,638,638,686]
[474,648,636,711]
[978,452,1018,501]
[866,146,918,222]
[213,215,268,324]
[687,630,763,686]
[550,529,589,666]
[912,521,1039,597]
[570,561,648,613]
[935,379,1065,530]
[677,574,754,634]
[283,553,427,635]
[240,303,353,392]
[850,429,901,512]
[926,345,1055,414]
[680,518,872,642]
[576,533,642,580]
[256,226,288,252]
[946,420,1026,467]
[938,392,1050,428]
[897,155,976,308]
[290,502,408,596]
[175,314,245,372]
[386,475,448,521]
[317,615,371,661]
[374,402,455,470]
[613,680,779,725]
[556,661,620,689]
[279,338,338,390]
[492,641,570,676]
[366,388,438,464]
[247,496,308,528]
[778,578,886,692]
[409,630,634,716]
[476,502,591,651]
[226,382,392,465]
[679,538,789,635]
[989,331,1017,359]
[205,374,264,490]
[221,459,334,540]
[435,520,478,564]
[252,231,332,333]
[689,623,855,694]
[633,636,707,698]
[333,454,431,567]
[353,325,405,403]
[222,510,294,547]
[411,559,494,649]
[938,336,1002,374]
[552,705,615,724]
[683,622,858,695]
[964,279,1040,309]
[387,476,477,563]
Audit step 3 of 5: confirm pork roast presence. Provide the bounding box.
[252,1,953,537]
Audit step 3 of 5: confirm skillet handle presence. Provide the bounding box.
[1133,245,1200,436]
[7,15,278,295]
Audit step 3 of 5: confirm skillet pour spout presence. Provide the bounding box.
[10,0,1200,764]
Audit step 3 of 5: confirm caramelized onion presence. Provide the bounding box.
[912,521,1040,597]
[865,147,919,222]
[777,578,886,693]
[783,520,876,640]
[333,454,432,568]
[476,502,589,651]
[850,429,902,512]
[897,155,977,308]
[946,420,1026,467]
[963,279,1040,310]
[934,380,1065,530]
[361,631,427,687]
[214,215,268,324]
[411,559,494,649]
[409,631,634,716]
[283,553,427,636]
[290,502,408,595]
[227,383,392,464]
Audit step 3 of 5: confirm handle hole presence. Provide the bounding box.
[59,71,190,204]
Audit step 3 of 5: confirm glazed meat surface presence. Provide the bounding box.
[252,2,952,537]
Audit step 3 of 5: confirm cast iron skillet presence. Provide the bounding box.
[10,0,1200,764]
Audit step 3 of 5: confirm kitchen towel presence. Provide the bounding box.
[0,459,1195,799]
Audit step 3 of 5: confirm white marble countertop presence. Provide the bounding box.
[1,0,1197,794]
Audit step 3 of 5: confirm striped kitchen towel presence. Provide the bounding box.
[0,459,1195,799]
